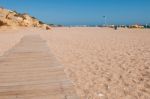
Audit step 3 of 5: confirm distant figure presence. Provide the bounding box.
[114,26,117,30]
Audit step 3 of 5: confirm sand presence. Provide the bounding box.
[0,27,150,99]
[0,27,24,56]
[0,27,45,56]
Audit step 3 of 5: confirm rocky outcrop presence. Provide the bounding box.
[0,7,51,30]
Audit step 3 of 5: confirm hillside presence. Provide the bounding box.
[0,7,50,30]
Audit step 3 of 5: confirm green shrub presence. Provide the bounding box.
[39,21,44,24]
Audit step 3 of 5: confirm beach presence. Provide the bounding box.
[0,27,150,99]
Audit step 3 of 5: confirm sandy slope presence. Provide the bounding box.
[0,27,150,99]
[41,27,150,99]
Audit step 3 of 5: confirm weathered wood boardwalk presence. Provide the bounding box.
[0,35,79,99]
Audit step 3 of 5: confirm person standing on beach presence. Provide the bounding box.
[114,26,117,30]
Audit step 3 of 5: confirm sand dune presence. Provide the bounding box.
[0,8,51,30]
[0,27,150,99]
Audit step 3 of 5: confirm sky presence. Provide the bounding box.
[0,0,150,25]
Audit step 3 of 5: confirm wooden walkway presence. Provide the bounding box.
[0,35,79,99]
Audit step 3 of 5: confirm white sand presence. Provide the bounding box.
[41,27,150,99]
[0,27,150,99]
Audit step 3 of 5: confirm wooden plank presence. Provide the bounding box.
[0,35,79,99]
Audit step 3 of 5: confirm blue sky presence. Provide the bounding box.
[0,0,150,25]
